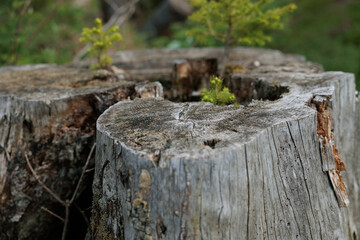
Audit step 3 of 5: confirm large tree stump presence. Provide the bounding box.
[0,65,162,239]
[92,50,358,239]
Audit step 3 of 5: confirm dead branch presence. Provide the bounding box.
[25,142,96,240]
[61,200,70,240]
[85,167,95,173]
[25,153,65,206]
[70,143,96,204]
[41,206,64,222]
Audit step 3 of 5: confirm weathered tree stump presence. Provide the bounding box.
[0,65,162,239]
[92,49,359,239]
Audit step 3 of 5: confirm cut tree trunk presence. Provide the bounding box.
[0,65,163,240]
[91,49,359,239]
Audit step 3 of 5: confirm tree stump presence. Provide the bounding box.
[92,49,359,239]
[0,65,162,239]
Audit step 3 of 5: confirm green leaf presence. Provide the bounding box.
[201,76,237,106]
[187,0,296,47]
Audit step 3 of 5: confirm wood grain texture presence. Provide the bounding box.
[0,65,163,239]
[70,47,323,81]
[92,47,358,240]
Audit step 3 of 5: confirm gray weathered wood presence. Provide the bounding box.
[0,65,162,239]
[70,47,323,79]
[92,46,358,240]
[351,91,360,236]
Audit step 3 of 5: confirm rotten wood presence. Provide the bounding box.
[0,65,163,239]
[311,94,349,207]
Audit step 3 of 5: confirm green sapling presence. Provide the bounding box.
[80,18,122,70]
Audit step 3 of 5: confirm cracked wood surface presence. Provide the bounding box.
[93,49,359,239]
[0,65,163,239]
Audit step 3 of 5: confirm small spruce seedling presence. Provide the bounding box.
[187,0,297,76]
[80,18,122,70]
[201,76,236,106]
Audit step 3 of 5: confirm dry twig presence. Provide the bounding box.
[25,142,96,240]
[25,153,65,205]
[85,167,95,173]
[41,206,64,222]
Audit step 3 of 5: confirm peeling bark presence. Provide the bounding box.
[311,94,349,206]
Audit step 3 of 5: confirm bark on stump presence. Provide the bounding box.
[92,50,359,239]
[0,65,162,239]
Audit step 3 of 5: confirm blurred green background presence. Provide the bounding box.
[1,0,359,89]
